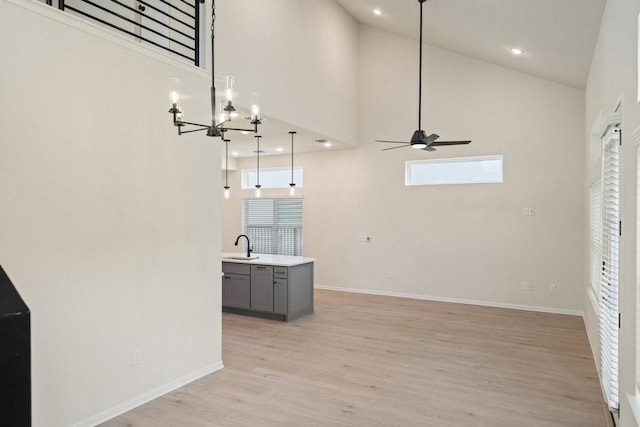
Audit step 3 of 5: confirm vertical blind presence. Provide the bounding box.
[590,179,602,297]
[599,126,620,410]
[243,198,303,256]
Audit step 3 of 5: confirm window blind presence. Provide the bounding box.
[600,127,620,410]
[590,179,602,297]
[243,198,303,256]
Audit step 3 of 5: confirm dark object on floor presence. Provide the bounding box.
[0,265,31,426]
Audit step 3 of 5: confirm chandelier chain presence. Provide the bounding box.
[211,0,215,34]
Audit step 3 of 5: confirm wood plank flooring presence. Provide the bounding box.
[102,290,606,426]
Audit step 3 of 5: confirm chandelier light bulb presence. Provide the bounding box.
[169,78,180,105]
[251,92,261,123]
[224,75,235,108]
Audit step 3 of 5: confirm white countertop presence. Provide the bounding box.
[222,253,316,267]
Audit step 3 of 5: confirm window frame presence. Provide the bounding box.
[634,125,640,405]
[242,197,304,256]
[405,155,504,186]
[600,125,621,411]
[241,166,304,190]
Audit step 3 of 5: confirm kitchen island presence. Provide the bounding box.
[221,253,315,322]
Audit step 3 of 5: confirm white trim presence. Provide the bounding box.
[70,361,224,427]
[4,0,208,78]
[591,111,622,138]
[314,285,583,316]
[633,127,640,147]
[628,392,640,426]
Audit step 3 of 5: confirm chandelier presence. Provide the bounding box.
[168,0,262,139]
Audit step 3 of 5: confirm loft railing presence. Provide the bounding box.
[47,0,203,66]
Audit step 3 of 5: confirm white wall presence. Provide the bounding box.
[215,0,359,146]
[584,0,640,425]
[223,24,586,314]
[0,1,222,425]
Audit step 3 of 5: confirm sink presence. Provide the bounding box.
[225,256,260,260]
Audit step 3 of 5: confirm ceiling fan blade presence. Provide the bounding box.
[422,146,437,152]
[431,140,472,146]
[375,140,410,144]
[382,144,411,151]
[425,133,440,144]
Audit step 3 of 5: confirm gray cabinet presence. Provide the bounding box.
[250,265,273,312]
[222,263,250,309]
[221,261,314,322]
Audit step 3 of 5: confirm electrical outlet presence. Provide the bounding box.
[522,208,535,216]
[521,282,534,291]
[132,349,142,366]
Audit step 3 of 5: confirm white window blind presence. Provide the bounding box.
[600,126,621,410]
[243,198,303,256]
[590,179,602,297]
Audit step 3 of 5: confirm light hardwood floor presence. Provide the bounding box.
[102,290,606,426]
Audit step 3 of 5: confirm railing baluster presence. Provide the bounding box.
[55,0,202,67]
[194,0,200,66]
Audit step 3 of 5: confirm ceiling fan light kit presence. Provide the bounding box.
[376,0,471,153]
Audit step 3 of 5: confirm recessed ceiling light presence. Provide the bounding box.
[240,131,249,135]
[324,142,332,148]
[231,151,239,156]
[372,8,382,16]
[510,47,524,56]
[276,147,284,152]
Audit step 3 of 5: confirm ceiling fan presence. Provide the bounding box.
[376,0,471,152]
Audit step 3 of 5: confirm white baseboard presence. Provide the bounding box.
[314,285,583,316]
[71,361,224,427]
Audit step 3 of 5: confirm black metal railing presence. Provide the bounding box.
[52,0,203,66]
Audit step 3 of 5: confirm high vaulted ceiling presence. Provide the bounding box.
[334,0,606,90]
[226,0,606,159]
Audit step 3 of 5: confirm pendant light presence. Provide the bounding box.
[255,135,262,198]
[289,131,296,196]
[223,138,230,199]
